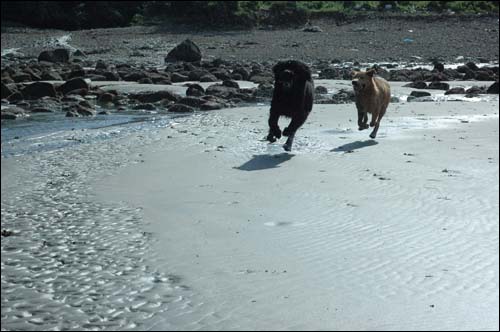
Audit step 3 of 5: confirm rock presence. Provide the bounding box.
[200,101,223,110]
[186,84,205,96]
[205,84,238,99]
[64,88,88,96]
[465,86,485,95]
[249,74,274,84]
[465,62,479,71]
[315,86,328,94]
[103,71,121,81]
[138,77,153,84]
[188,70,211,81]
[129,90,180,103]
[410,91,432,98]
[165,39,202,63]
[98,93,115,104]
[178,96,205,108]
[403,81,427,89]
[73,49,86,57]
[200,74,218,82]
[211,70,232,81]
[21,82,57,99]
[122,71,148,82]
[30,107,54,113]
[222,80,240,89]
[38,49,70,63]
[41,71,63,81]
[433,62,445,72]
[86,74,107,81]
[445,87,466,95]
[302,25,323,33]
[428,82,450,90]
[1,106,28,119]
[68,68,86,79]
[60,78,89,95]
[12,72,32,83]
[6,92,24,102]
[486,81,499,94]
[133,103,156,111]
[171,72,189,83]
[168,103,195,113]
[232,67,251,80]
[475,70,495,81]
[95,60,108,70]
[256,83,274,98]
[1,83,14,99]
[65,104,95,117]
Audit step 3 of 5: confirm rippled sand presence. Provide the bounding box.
[2,88,499,330]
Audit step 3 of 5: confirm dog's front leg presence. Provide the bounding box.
[357,105,369,130]
[267,110,281,142]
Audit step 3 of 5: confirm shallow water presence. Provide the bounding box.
[1,111,189,158]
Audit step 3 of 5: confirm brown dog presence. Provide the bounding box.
[352,69,391,139]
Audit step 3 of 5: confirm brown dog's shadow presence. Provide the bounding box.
[331,140,378,152]
[234,153,294,171]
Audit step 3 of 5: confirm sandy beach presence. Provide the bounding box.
[95,86,500,330]
[3,78,497,330]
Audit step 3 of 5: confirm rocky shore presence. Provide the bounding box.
[1,16,499,120]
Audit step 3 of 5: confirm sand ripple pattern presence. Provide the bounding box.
[1,125,191,331]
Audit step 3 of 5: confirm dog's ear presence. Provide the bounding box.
[367,69,375,77]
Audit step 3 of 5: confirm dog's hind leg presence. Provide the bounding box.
[283,132,295,152]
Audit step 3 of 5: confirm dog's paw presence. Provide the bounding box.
[283,143,292,152]
[266,134,277,143]
[358,124,369,131]
[271,128,282,139]
[369,132,377,139]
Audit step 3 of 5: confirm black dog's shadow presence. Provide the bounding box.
[331,140,378,152]
[234,153,294,171]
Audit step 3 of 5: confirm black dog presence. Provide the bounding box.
[266,60,314,152]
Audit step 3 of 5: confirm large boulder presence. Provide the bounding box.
[38,48,70,63]
[486,81,499,94]
[165,39,202,63]
[21,82,57,99]
[60,78,89,95]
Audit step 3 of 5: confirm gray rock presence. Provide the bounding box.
[165,39,202,63]
[38,49,70,63]
[428,82,450,90]
[129,90,180,103]
[445,87,466,95]
[200,101,223,110]
[1,106,28,119]
[410,91,432,98]
[486,81,499,94]
[315,86,328,94]
[60,78,89,95]
[186,84,205,96]
[21,82,57,99]
[168,103,195,113]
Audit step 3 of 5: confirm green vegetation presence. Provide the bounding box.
[1,1,498,30]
